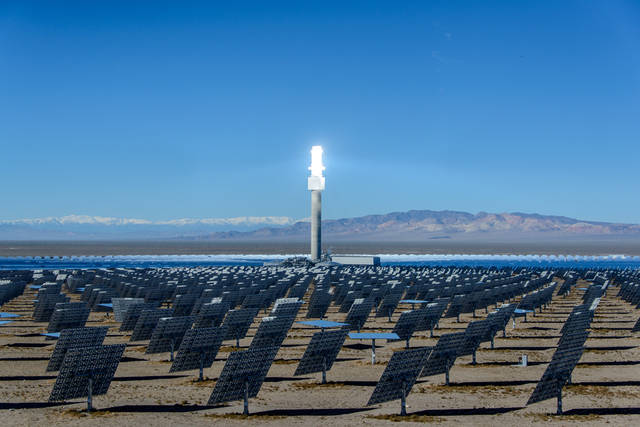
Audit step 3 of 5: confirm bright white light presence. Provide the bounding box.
[309,145,325,177]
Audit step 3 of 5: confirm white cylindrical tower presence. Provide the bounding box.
[308,146,325,261]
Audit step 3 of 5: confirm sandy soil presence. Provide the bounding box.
[1,280,639,426]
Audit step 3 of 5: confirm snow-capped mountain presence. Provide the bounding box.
[0,215,297,239]
[194,210,640,241]
[1,210,639,241]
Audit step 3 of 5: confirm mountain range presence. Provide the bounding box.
[1,210,639,241]
[0,215,295,240]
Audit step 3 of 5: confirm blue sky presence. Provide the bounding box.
[1,1,639,223]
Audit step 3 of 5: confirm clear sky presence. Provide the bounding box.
[1,1,639,223]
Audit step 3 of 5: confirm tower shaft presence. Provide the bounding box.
[311,190,322,261]
[308,145,325,262]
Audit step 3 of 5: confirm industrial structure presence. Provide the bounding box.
[306,146,379,266]
[331,255,381,266]
[308,146,325,262]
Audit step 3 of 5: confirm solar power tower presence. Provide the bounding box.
[170,326,227,381]
[308,145,324,261]
[295,328,349,384]
[420,332,465,385]
[222,307,259,348]
[368,347,432,416]
[392,310,427,349]
[49,344,125,412]
[208,345,279,415]
[146,316,194,361]
[46,327,108,372]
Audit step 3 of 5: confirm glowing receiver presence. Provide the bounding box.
[308,145,325,190]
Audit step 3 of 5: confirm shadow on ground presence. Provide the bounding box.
[113,375,190,382]
[102,404,223,413]
[409,406,525,416]
[0,401,72,409]
[563,407,640,416]
[255,407,374,416]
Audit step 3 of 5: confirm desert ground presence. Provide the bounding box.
[1,277,639,426]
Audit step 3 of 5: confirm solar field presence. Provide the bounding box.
[1,266,640,425]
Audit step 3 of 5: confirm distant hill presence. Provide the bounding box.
[1,210,639,241]
[0,215,296,240]
[191,210,640,241]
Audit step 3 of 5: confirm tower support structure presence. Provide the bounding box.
[308,146,325,262]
